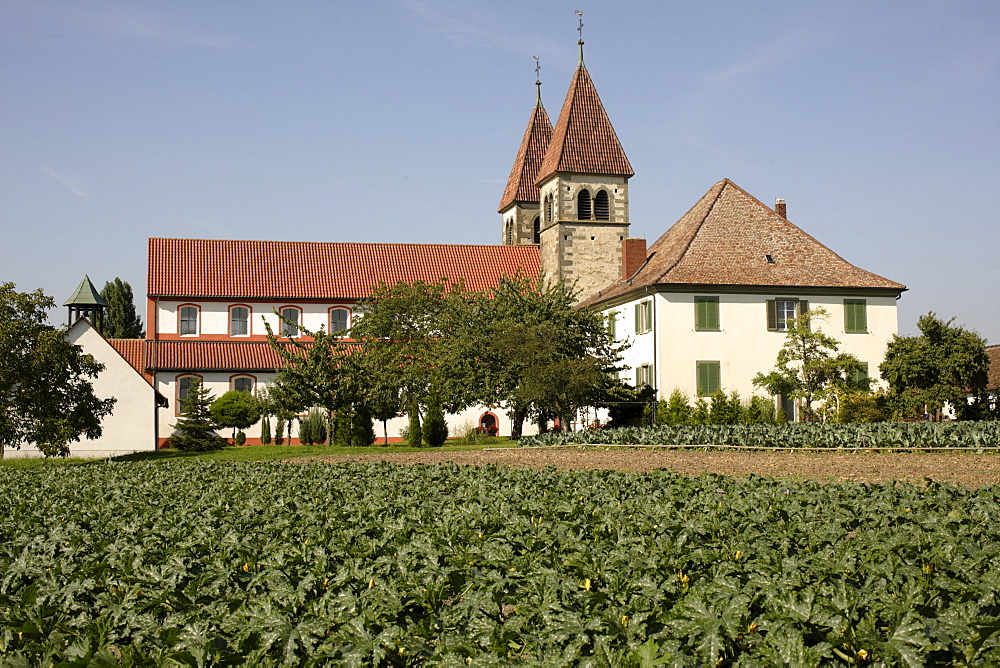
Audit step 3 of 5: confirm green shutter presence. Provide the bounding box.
[766,300,777,331]
[634,303,641,333]
[697,361,721,396]
[695,297,719,331]
[607,312,616,339]
[845,300,867,333]
[798,300,810,330]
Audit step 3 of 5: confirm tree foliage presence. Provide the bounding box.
[170,379,225,451]
[880,312,990,420]
[97,277,144,338]
[753,307,865,421]
[0,283,116,458]
[210,390,260,438]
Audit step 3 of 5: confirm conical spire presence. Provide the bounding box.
[536,62,633,183]
[498,83,553,212]
[63,275,107,307]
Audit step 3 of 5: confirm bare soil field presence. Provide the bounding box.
[298,447,1000,487]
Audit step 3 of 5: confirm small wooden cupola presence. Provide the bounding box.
[63,275,107,329]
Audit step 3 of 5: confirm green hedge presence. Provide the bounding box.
[519,421,1000,449]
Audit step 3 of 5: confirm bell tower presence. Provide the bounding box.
[535,32,634,302]
[498,60,553,246]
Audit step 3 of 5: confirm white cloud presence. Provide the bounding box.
[41,165,93,199]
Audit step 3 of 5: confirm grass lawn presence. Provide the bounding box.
[0,439,515,469]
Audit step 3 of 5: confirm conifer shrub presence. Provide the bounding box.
[423,398,448,447]
[275,417,285,445]
[234,431,246,446]
[170,380,225,452]
[260,416,272,445]
[298,409,328,445]
[408,399,423,447]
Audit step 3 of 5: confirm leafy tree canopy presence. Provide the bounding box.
[210,390,260,436]
[880,313,989,420]
[0,283,116,458]
[753,307,865,421]
[98,278,144,338]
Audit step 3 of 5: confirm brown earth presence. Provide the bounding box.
[296,447,1000,488]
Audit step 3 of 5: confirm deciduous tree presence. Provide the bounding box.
[880,313,989,420]
[210,390,260,440]
[98,278,144,338]
[0,283,116,458]
[753,307,865,421]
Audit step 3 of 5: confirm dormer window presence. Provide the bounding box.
[577,189,592,220]
[594,190,610,220]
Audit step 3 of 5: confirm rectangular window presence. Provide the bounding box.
[179,306,198,336]
[695,297,719,331]
[636,363,654,389]
[848,363,869,390]
[281,308,300,337]
[330,308,349,334]
[844,299,867,333]
[230,306,249,336]
[767,299,809,332]
[634,300,653,334]
[696,361,721,396]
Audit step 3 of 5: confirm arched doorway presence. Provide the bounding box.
[478,412,499,435]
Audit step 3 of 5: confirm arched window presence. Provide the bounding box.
[229,305,250,336]
[577,189,592,220]
[176,374,203,415]
[329,307,351,335]
[532,216,541,244]
[179,305,199,336]
[505,220,513,245]
[230,374,256,393]
[594,190,610,220]
[280,307,301,337]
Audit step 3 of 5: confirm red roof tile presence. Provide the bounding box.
[148,239,540,299]
[536,65,633,183]
[581,179,905,306]
[498,100,552,211]
[108,339,148,377]
[145,340,357,371]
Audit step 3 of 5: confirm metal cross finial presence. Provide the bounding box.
[576,10,584,40]
[534,55,541,80]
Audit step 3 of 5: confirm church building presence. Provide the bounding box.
[20,36,904,457]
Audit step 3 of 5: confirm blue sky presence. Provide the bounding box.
[2,0,998,340]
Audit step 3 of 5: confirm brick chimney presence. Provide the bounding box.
[775,198,787,218]
[621,238,647,280]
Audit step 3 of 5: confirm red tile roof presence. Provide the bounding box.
[581,179,906,306]
[986,345,1000,392]
[498,101,553,211]
[148,239,540,299]
[144,340,356,371]
[108,339,147,377]
[536,65,633,183]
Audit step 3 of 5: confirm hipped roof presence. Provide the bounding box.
[582,179,905,306]
[148,238,540,300]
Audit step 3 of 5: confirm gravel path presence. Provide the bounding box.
[295,447,1000,487]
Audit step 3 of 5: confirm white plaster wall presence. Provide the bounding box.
[155,301,354,336]
[608,302,655,388]
[603,291,898,402]
[9,322,157,458]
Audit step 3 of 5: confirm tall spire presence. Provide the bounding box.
[535,56,633,183]
[498,64,553,213]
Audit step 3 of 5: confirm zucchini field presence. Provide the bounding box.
[2,461,998,665]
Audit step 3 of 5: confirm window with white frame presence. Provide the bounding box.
[766,299,809,332]
[230,306,249,336]
[636,363,655,389]
[634,300,653,334]
[176,375,201,414]
[330,308,350,335]
[231,375,255,393]
[280,307,300,337]
[179,306,199,336]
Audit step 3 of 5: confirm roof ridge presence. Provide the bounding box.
[652,180,729,282]
[149,238,541,250]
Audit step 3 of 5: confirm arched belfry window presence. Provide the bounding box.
[545,195,553,224]
[594,190,610,220]
[577,189,592,220]
[532,216,541,244]
[505,221,513,245]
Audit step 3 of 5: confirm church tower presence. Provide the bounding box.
[536,39,634,302]
[498,72,553,246]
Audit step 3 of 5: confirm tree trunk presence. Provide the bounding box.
[510,405,527,440]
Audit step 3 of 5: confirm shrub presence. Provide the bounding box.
[234,431,246,446]
[209,391,259,439]
[423,398,448,447]
[744,396,778,424]
[457,421,497,445]
[275,417,285,445]
[657,389,692,426]
[260,416,272,445]
[408,399,423,447]
[299,409,328,445]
